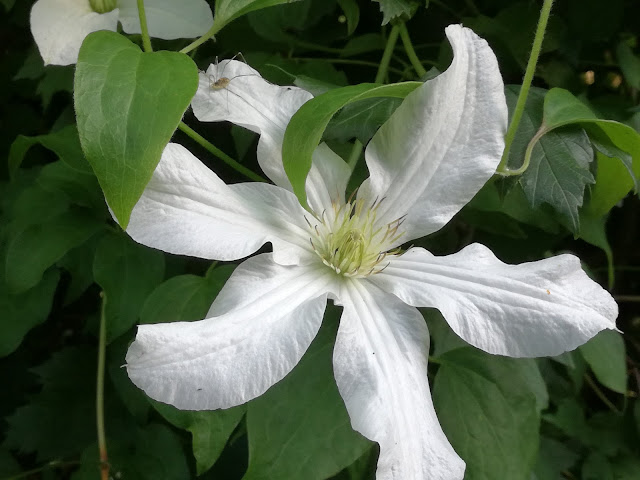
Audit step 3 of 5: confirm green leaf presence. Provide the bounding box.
[93,232,165,342]
[504,86,595,232]
[433,347,544,480]
[4,347,97,460]
[0,269,59,357]
[587,152,637,217]
[616,42,640,89]
[36,66,73,109]
[324,97,403,144]
[372,0,419,24]
[579,330,626,394]
[467,181,560,234]
[543,399,589,439]
[74,31,198,227]
[8,125,91,177]
[37,160,104,211]
[337,0,360,35]
[5,209,103,293]
[282,81,421,205]
[520,126,594,232]
[72,424,190,480]
[153,401,245,475]
[575,212,614,289]
[213,0,303,32]
[582,452,614,480]
[532,437,579,480]
[542,88,640,215]
[244,311,372,480]
[140,265,235,325]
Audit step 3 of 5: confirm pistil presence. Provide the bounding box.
[308,198,404,278]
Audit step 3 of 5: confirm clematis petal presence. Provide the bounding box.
[125,143,314,265]
[371,244,618,358]
[305,143,352,217]
[127,254,335,410]
[191,60,312,189]
[334,280,465,480]
[30,0,119,66]
[117,0,213,39]
[359,24,507,243]
[190,60,350,207]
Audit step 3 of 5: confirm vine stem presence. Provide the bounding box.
[180,23,220,54]
[97,293,109,480]
[398,23,427,78]
[178,122,266,182]
[615,295,640,302]
[375,25,400,84]
[136,0,153,53]
[347,24,401,172]
[497,0,554,175]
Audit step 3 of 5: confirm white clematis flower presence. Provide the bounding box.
[123,25,618,480]
[30,0,213,66]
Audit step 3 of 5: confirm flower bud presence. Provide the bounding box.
[89,0,118,14]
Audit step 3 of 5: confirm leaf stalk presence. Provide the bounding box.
[136,0,153,53]
[178,122,266,182]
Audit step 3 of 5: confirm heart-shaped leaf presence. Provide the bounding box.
[74,31,198,227]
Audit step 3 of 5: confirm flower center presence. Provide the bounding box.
[89,0,118,13]
[308,198,405,278]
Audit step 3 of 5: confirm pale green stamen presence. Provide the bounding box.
[308,199,405,278]
[89,0,118,14]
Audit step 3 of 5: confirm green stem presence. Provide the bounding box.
[615,295,640,302]
[375,25,400,84]
[97,293,109,480]
[347,24,401,173]
[497,0,554,175]
[180,23,220,54]
[584,374,623,415]
[178,122,266,182]
[399,23,427,78]
[501,125,548,176]
[136,0,153,53]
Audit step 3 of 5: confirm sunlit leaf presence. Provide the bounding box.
[74,31,198,227]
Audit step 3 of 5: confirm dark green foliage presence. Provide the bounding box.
[1,0,639,479]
